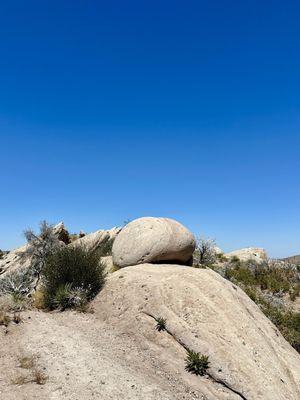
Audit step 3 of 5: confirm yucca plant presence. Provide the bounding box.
[155,317,167,332]
[185,350,210,376]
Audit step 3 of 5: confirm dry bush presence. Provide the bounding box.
[13,355,48,386]
[18,355,35,370]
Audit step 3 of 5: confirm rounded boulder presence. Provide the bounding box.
[112,217,196,268]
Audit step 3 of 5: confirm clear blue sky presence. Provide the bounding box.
[0,1,299,257]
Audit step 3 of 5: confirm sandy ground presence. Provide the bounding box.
[0,310,215,400]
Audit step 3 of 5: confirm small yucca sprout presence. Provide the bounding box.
[155,317,167,332]
[185,350,210,376]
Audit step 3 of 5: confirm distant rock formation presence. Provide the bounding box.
[225,247,268,264]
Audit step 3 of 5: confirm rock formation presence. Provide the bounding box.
[225,247,268,264]
[95,264,300,400]
[112,217,196,268]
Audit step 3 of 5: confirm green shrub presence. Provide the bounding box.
[230,255,241,264]
[225,260,299,296]
[225,265,256,286]
[257,296,300,353]
[185,350,210,376]
[216,252,228,262]
[41,246,105,310]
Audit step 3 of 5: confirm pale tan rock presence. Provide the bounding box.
[70,227,121,253]
[112,217,196,268]
[225,247,268,264]
[0,243,30,276]
[0,222,68,277]
[94,264,300,400]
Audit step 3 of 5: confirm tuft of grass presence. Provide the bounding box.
[12,375,28,385]
[14,355,48,386]
[32,368,48,385]
[155,317,167,332]
[185,350,210,376]
[18,356,35,370]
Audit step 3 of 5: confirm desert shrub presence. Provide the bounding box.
[185,350,210,376]
[193,237,217,267]
[17,221,62,289]
[0,267,36,298]
[230,255,240,263]
[155,317,167,332]
[216,252,228,262]
[0,293,31,312]
[261,300,300,353]
[52,283,89,311]
[224,259,299,297]
[225,265,256,286]
[41,246,105,310]
[221,258,300,353]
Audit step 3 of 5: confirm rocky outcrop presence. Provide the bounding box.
[112,217,196,268]
[0,244,31,276]
[70,227,121,253]
[0,224,121,277]
[95,264,300,400]
[225,247,268,264]
[0,222,69,277]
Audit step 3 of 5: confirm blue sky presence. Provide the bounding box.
[0,1,299,257]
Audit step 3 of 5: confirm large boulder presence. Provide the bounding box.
[112,217,196,268]
[95,264,300,400]
[225,247,268,264]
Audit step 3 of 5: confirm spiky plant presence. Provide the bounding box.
[185,350,210,376]
[155,317,167,332]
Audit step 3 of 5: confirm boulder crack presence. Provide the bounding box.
[142,311,248,400]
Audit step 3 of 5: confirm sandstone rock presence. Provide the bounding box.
[70,227,121,254]
[94,264,300,400]
[112,217,196,268]
[225,247,268,264]
[0,222,68,277]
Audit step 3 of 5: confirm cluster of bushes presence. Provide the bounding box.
[224,258,300,299]
[242,286,300,353]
